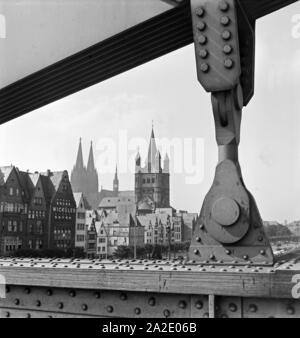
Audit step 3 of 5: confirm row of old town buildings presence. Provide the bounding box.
[0,127,197,257]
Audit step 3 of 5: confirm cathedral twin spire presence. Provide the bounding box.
[71,139,98,195]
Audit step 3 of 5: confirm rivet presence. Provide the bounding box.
[199,49,208,59]
[58,302,64,309]
[195,301,203,309]
[135,307,141,315]
[225,249,231,255]
[260,250,266,255]
[194,249,199,255]
[198,35,207,45]
[94,291,101,299]
[24,287,31,294]
[222,30,231,40]
[223,45,232,54]
[203,312,209,318]
[82,304,88,311]
[243,255,249,260]
[249,304,257,313]
[148,297,156,306]
[14,298,20,305]
[224,58,234,69]
[197,21,206,31]
[69,290,76,297]
[287,306,295,315]
[199,224,204,230]
[26,313,31,318]
[120,293,127,301]
[5,311,10,318]
[219,0,229,12]
[220,16,230,26]
[46,289,53,296]
[209,254,215,260]
[106,305,114,313]
[196,7,205,17]
[163,309,171,318]
[229,303,237,312]
[178,300,187,309]
[258,236,263,242]
[36,300,41,307]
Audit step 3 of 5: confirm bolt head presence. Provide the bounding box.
[196,7,205,17]
[249,304,257,313]
[219,0,229,12]
[199,49,209,59]
[224,58,234,69]
[198,35,207,45]
[178,301,187,309]
[220,16,230,26]
[287,306,295,315]
[222,30,231,40]
[163,309,171,318]
[197,21,206,31]
[223,45,232,54]
[200,63,209,73]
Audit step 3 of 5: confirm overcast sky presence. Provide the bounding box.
[1,2,300,223]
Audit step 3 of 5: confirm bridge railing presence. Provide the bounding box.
[0,257,300,318]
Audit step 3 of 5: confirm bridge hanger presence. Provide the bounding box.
[188,0,274,265]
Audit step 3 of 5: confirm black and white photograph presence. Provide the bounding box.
[0,0,300,324]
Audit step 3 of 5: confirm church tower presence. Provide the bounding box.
[86,141,99,194]
[135,126,170,213]
[113,166,119,193]
[71,138,87,194]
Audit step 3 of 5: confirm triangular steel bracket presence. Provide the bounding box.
[189,159,274,266]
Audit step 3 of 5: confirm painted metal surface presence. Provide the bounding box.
[0,257,299,317]
[0,0,297,124]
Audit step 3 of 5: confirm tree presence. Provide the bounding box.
[113,246,131,259]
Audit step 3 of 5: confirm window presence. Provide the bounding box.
[77,212,85,219]
[8,220,12,232]
[36,240,43,249]
[76,235,85,242]
[37,220,43,234]
[9,187,13,196]
[152,178,155,183]
[77,223,85,231]
[28,240,33,249]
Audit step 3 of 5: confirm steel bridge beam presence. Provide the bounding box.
[0,258,300,318]
[0,0,297,124]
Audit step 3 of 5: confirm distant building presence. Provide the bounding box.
[0,166,31,254]
[46,170,77,251]
[71,139,98,196]
[70,139,134,209]
[0,166,76,255]
[95,209,144,258]
[73,192,91,252]
[135,127,170,214]
[86,218,97,258]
